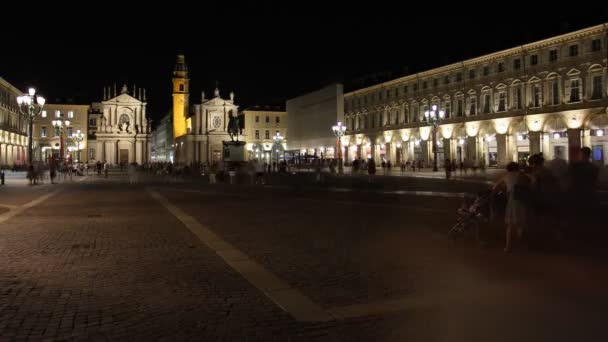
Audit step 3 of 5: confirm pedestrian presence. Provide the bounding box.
[493,162,531,252]
[50,162,57,184]
[386,160,392,175]
[367,158,376,183]
[103,161,109,178]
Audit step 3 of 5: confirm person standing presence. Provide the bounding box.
[493,162,531,252]
[445,159,451,180]
[368,158,376,183]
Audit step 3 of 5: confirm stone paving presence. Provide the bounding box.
[0,176,607,341]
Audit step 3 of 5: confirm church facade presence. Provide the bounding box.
[172,55,243,165]
[89,84,152,165]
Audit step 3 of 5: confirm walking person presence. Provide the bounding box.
[50,162,57,184]
[444,159,451,180]
[103,161,109,178]
[493,162,531,252]
[367,158,376,183]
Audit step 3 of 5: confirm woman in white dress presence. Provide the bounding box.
[493,162,530,252]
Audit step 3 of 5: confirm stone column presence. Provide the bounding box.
[529,131,541,155]
[443,138,451,162]
[567,128,582,161]
[467,136,478,161]
[496,134,508,167]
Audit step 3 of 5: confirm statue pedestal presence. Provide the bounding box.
[222,141,246,162]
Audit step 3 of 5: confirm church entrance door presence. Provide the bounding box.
[119,149,129,164]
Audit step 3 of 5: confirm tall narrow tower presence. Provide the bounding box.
[172,54,189,139]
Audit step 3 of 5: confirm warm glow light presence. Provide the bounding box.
[517,135,524,141]
[17,96,23,105]
[528,118,542,132]
[419,126,431,140]
[396,143,401,148]
[28,88,35,96]
[432,105,437,111]
[597,129,604,137]
[441,126,453,139]
[37,96,45,105]
[553,132,560,139]
[465,123,478,137]
[494,119,509,134]
[458,139,464,145]
[439,110,445,118]
[414,139,420,146]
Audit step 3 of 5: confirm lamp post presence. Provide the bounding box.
[72,130,85,164]
[424,105,445,172]
[331,121,347,174]
[272,132,284,171]
[16,88,45,166]
[51,119,71,165]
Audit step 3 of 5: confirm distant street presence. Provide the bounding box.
[0,172,607,341]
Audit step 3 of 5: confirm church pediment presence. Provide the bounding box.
[104,93,143,105]
[203,97,234,107]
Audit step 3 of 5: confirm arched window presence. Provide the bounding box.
[119,114,130,125]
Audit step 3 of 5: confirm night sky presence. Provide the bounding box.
[1,2,606,125]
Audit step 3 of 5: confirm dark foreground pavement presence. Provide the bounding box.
[0,176,607,341]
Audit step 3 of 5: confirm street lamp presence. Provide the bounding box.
[424,105,445,172]
[16,88,45,165]
[71,130,85,163]
[272,132,284,170]
[331,121,347,174]
[51,119,71,164]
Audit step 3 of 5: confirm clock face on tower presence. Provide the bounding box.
[212,115,221,129]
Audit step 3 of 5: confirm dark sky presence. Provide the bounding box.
[1,2,606,124]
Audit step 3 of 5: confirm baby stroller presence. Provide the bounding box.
[448,189,494,241]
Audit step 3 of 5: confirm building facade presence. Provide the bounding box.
[242,106,287,162]
[151,112,173,162]
[172,55,242,165]
[286,84,344,158]
[90,84,152,165]
[343,24,608,167]
[33,104,90,163]
[0,77,27,167]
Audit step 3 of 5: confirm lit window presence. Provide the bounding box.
[55,110,61,118]
[68,111,74,118]
[41,110,47,118]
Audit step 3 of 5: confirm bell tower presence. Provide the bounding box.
[172,54,189,139]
